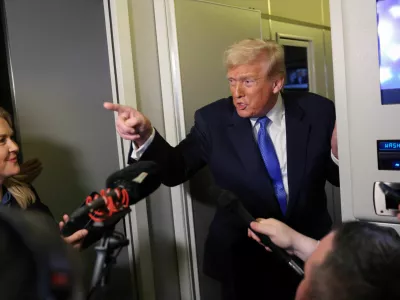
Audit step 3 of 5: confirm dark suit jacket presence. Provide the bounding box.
[130,92,339,282]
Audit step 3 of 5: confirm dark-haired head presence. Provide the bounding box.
[296,221,400,300]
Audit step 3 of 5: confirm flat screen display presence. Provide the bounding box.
[377,0,400,104]
[283,45,309,91]
[285,68,309,90]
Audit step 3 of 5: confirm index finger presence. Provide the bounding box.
[104,102,134,114]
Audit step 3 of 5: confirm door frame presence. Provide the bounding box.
[103,1,157,299]
[104,0,201,299]
[276,33,317,93]
[152,0,201,298]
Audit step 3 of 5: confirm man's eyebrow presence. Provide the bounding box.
[0,131,13,137]
[227,74,257,79]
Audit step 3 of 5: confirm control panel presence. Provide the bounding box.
[377,140,400,170]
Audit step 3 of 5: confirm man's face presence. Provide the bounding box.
[227,60,284,118]
[295,232,335,300]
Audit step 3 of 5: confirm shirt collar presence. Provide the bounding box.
[1,185,12,206]
[250,94,285,128]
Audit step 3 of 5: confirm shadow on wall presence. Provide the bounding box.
[21,137,89,219]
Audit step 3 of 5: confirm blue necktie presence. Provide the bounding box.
[257,117,287,215]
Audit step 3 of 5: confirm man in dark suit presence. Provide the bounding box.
[104,39,339,300]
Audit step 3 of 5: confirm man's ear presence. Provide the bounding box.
[272,77,285,94]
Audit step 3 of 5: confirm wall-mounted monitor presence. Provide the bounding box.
[285,67,309,90]
[283,45,309,91]
[377,0,400,104]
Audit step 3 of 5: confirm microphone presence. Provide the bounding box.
[209,186,304,277]
[68,188,130,223]
[61,161,161,239]
[106,160,161,201]
[67,161,161,222]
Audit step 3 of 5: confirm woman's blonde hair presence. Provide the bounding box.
[224,38,286,79]
[0,107,36,209]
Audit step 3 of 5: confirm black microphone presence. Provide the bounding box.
[61,161,161,239]
[106,160,161,201]
[67,161,161,222]
[67,189,126,222]
[210,186,304,277]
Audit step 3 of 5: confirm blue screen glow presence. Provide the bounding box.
[377,0,400,104]
[379,141,400,150]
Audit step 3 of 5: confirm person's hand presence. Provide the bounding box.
[59,214,88,250]
[331,121,338,159]
[15,158,43,183]
[249,218,318,261]
[248,218,296,255]
[104,102,153,147]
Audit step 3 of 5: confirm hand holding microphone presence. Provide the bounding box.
[60,161,161,248]
[59,215,88,249]
[248,218,318,262]
[210,187,305,276]
[248,219,296,256]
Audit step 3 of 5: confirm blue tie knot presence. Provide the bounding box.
[257,116,271,127]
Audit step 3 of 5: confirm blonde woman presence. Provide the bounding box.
[0,106,87,247]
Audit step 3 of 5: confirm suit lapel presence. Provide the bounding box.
[284,95,310,218]
[227,108,282,216]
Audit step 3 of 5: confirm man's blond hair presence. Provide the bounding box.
[224,39,286,78]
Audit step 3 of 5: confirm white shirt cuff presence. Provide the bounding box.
[331,150,339,166]
[130,127,156,160]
